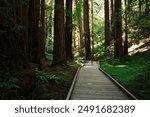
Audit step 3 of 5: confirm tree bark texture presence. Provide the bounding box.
[52,0,66,66]
[83,0,91,60]
[66,0,73,60]
[91,0,94,59]
[114,0,123,58]
[105,0,111,49]
[110,0,115,40]
[0,0,29,72]
[28,0,45,63]
[124,0,128,57]
[75,0,84,55]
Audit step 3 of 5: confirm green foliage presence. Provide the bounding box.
[75,57,85,63]
[0,82,20,90]
[129,66,150,99]
[137,17,150,29]
[20,0,29,5]
[128,1,150,41]
[100,53,150,99]
[45,52,53,61]
[73,0,83,21]
[93,18,105,57]
[129,16,150,41]
[95,44,104,57]
[45,37,53,61]
[45,0,54,61]
[93,1,103,14]
[35,70,65,86]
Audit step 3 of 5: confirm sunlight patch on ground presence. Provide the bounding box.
[129,38,150,55]
[114,65,127,68]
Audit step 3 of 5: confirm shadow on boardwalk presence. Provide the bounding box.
[70,61,130,100]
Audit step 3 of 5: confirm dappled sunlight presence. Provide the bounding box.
[114,65,127,68]
[129,38,150,55]
[84,66,95,68]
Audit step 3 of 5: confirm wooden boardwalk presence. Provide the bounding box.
[70,61,130,100]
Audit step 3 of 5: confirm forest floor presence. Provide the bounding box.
[100,38,150,99]
[0,61,80,100]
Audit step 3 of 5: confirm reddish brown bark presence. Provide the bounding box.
[28,0,45,63]
[114,0,123,58]
[83,0,91,60]
[52,0,66,66]
[105,0,111,49]
[124,0,128,57]
[66,0,73,60]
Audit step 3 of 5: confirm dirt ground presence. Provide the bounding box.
[0,61,78,100]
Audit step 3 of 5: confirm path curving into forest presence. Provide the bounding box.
[69,61,132,100]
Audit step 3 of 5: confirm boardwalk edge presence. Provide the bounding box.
[66,66,81,100]
[99,67,138,100]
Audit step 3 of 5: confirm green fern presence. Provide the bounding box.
[34,70,65,85]
[0,82,20,90]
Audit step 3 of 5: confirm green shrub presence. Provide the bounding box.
[35,70,65,86]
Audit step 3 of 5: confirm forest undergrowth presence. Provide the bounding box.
[100,41,150,99]
[0,61,79,100]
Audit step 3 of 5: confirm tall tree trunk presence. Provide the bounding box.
[52,0,66,66]
[145,0,150,14]
[66,0,73,60]
[75,0,84,56]
[11,0,29,69]
[105,0,111,50]
[138,0,142,16]
[28,0,39,62]
[114,0,123,59]
[38,0,45,60]
[124,0,128,57]
[91,0,94,59]
[110,0,115,40]
[46,0,53,39]
[0,0,29,72]
[83,0,91,60]
[28,0,45,63]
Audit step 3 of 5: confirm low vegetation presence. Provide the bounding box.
[0,62,79,100]
[100,51,150,99]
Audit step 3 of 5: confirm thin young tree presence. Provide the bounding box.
[75,0,84,56]
[124,0,128,57]
[138,0,142,16]
[91,0,94,59]
[145,0,150,15]
[110,0,115,40]
[38,0,45,60]
[104,0,111,50]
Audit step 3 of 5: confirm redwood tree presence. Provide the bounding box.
[145,0,150,14]
[91,0,94,58]
[28,0,45,63]
[124,0,128,57]
[52,0,66,66]
[0,0,46,72]
[83,0,91,59]
[114,0,123,58]
[104,0,111,50]
[38,0,45,61]
[0,0,29,72]
[66,0,73,60]
[75,0,84,55]
[110,0,115,41]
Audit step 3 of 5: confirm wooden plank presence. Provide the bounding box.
[70,61,131,100]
